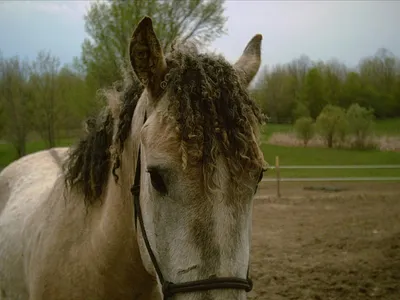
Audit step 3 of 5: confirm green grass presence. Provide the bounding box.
[262,144,400,179]
[261,123,292,139]
[373,118,400,136]
[257,118,400,178]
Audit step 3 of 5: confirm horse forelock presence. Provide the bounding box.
[64,44,266,206]
[161,45,266,192]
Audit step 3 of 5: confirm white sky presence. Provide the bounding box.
[0,0,399,71]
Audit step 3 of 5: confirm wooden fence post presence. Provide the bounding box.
[275,156,281,198]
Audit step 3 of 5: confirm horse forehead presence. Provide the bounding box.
[142,118,173,145]
[140,118,180,165]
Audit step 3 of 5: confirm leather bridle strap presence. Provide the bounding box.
[130,116,253,299]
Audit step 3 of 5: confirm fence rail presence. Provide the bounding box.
[267,165,400,170]
[262,177,400,182]
[262,156,400,197]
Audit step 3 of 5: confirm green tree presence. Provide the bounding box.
[28,51,64,148]
[292,100,310,120]
[81,0,227,89]
[243,48,400,122]
[321,60,346,106]
[358,49,399,118]
[339,71,364,109]
[316,105,347,148]
[0,56,32,157]
[0,53,4,136]
[346,103,375,149]
[0,100,3,136]
[299,67,327,119]
[294,117,315,146]
[253,65,297,123]
[395,73,400,114]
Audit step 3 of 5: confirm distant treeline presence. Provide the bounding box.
[0,0,227,157]
[1,0,399,159]
[0,51,97,157]
[252,49,400,122]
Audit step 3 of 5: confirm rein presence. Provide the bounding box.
[130,115,253,299]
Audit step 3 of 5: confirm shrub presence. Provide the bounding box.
[316,105,347,148]
[346,104,375,149]
[335,117,349,147]
[294,117,315,146]
[293,101,310,120]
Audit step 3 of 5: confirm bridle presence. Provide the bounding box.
[130,115,253,299]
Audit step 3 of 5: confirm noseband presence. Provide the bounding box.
[130,116,253,299]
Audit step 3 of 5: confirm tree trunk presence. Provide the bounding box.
[14,136,26,158]
[327,133,333,148]
[47,125,56,148]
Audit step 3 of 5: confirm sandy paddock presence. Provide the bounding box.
[249,181,400,299]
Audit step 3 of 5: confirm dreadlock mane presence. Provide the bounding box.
[64,44,265,205]
[163,46,266,190]
[63,75,144,205]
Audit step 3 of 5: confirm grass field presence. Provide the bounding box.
[261,144,400,179]
[373,118,400,136]
[258,118,400,179]
[1,119,399,178]
[262,118,400,138]
[261,123,293,139]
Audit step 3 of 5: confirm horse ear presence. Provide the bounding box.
[234,34,263,86]
[129,16,167,98]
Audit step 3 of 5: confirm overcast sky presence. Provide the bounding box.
[0,0,399,71]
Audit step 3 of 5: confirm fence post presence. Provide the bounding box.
[275,156,281,198]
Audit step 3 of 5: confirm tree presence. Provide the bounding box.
[358,49,399,118]
[287,55,312,91]
[28,51,64,148]
[0,53,4,136]
[253,64,297,123]
[0,99,3,136]
[321,60,346,106]
[251,48,400,122]
[81,0,227,89]
[316,105,347,148]
[0,55,32,157]
[339,71,363,109]
[346,103,375,149]
[292,100,310,120]
[299,67,327,119]
[294,117,315,146]
[56,65,100,134]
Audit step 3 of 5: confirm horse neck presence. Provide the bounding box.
[93,98,145,242]
[97,138,136,237]
[86,137,159,298]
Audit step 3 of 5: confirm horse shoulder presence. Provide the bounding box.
[0,148,68,300]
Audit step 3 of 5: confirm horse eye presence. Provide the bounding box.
[148,169,167,195]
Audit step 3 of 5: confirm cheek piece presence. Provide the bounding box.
[130,114,254,299]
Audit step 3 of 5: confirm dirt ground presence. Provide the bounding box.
[249,182,400,300]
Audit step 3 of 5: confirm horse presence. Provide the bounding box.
[0,16,266,300]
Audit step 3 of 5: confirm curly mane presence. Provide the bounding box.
[64,44,265,205]
[163,45,266,187]
[63,75,144,205]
